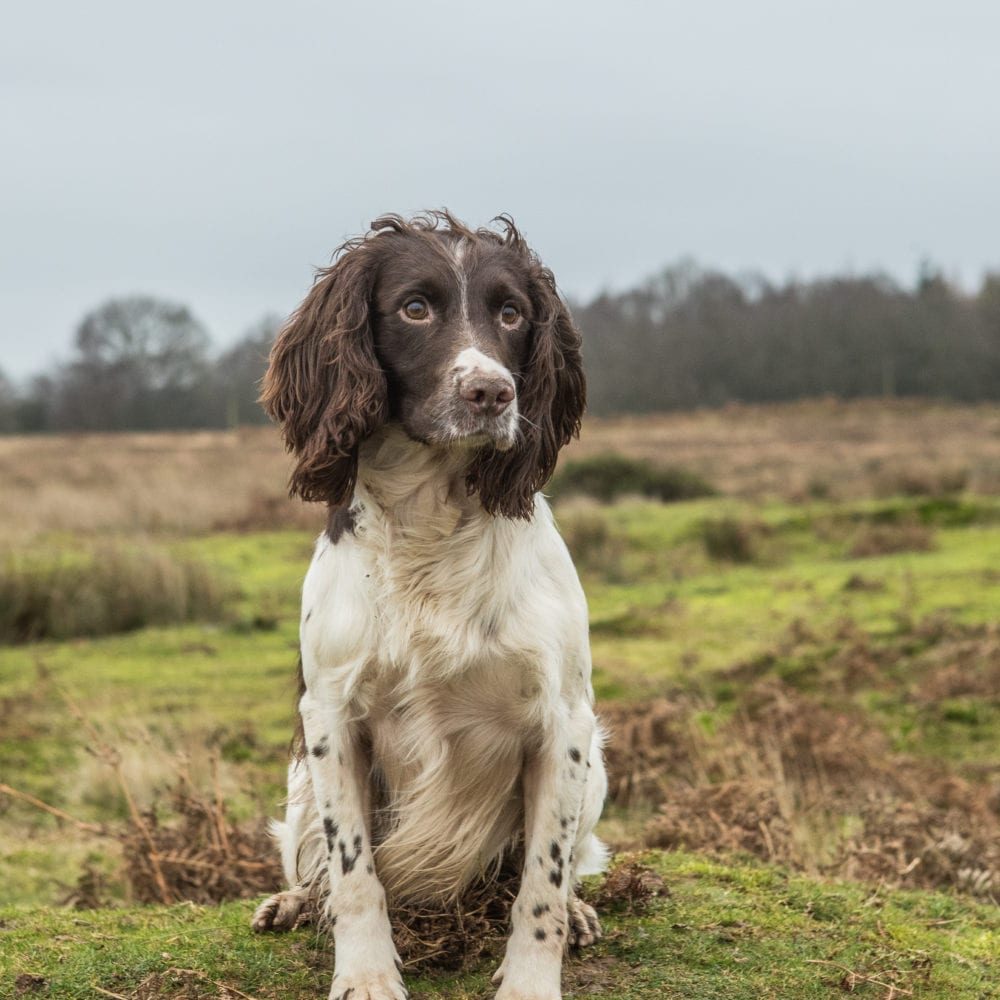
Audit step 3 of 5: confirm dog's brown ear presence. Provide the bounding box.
[260,245,388,506]
[469,267,586,519]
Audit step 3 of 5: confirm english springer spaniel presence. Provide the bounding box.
[252,211,607,1000]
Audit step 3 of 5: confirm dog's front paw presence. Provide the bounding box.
[328,972,409,1000]
[491,959,561,1000]
[567,895,602,949]
[494,985,560,1000]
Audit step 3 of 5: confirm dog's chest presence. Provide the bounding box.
[361,510,540,678]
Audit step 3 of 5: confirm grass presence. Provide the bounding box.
[0,541,232,643]
[568,496,1000,703]
[3,499,1000,897]
[2,852,999,999]
[2,403,1000,998]
[3,400,1000,543]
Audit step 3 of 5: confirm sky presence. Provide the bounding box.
[2,0,998,381]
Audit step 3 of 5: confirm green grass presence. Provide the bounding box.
[573,497,1000,704]
[2,851,997,999]
[2,496,999,997]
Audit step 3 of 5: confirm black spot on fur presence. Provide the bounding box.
[568,746,582,763]
[560,816,569,829]
[305,609,312,623]
[548,841,565,887]
[555,926,564,937]
[339,834,363,875]
[535,927,547,941]
[323,817,339,853]
[533,903,550,918]
[327,505,357,544]
[311,737,329,758]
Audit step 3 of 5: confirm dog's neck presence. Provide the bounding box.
[353,424,490,539]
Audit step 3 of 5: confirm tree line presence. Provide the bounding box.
[2,261,999,432]
[0,300,279,434]
[576,261,1000,414]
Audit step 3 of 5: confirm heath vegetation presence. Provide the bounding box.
[2,400,999,998]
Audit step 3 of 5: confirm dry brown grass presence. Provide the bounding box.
[562,399,1000,502]
[0,428,323,542]
[3,400,1000,541]
[599,621,1000,897]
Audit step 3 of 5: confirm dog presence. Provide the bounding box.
[251,211,608,1000]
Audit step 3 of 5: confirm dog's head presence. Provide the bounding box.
[260,211,585,519]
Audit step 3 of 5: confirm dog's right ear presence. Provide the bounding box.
[260,243,388,506]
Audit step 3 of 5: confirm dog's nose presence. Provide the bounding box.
[459,372,515,416]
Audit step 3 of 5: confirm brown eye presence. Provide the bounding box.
[403,298,429,321]
[500,302,520,326]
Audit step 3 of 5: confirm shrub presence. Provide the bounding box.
[550,454,716,504]
[700,517,759,563]
[848,520,936,558]
[557,505,628,581]
[0,544,232,643]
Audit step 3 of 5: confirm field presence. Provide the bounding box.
[2,400,999,999]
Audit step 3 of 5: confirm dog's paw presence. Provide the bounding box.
[491,958,561,1000]
[566,895,602,949]
[328,972,409,1000]
[251,889,311,933]
[493,984,560,1000]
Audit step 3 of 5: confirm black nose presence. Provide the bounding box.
[459,373,515,416]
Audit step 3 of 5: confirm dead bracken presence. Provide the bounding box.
[600,619,1000,897]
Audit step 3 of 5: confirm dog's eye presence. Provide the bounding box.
[500,303,520,326]
[402,298,430,321]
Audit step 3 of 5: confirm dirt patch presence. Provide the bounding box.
[112,967,250,1000]
[14,973,48,996]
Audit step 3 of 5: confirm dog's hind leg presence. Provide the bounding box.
[252,760,326,933]
[251,884,312,933]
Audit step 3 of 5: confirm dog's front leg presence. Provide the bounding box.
[300,684,407,1000]
[494,706,595,1000]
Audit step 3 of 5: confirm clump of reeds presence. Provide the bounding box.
[0,543,231,643]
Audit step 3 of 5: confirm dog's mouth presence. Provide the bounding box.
[441,409,519,451]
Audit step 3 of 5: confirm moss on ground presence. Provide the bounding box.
[2,851,998,999]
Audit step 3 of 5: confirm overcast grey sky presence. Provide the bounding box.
[2,0,998,380]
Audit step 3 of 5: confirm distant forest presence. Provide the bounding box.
[2,260,999,433]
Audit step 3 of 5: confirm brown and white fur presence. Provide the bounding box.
[251,212,607,1000]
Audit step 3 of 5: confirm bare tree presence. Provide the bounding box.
[55,296,211,430]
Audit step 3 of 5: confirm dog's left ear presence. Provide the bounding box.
[259,243,388,507]
[469,268,586,519]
